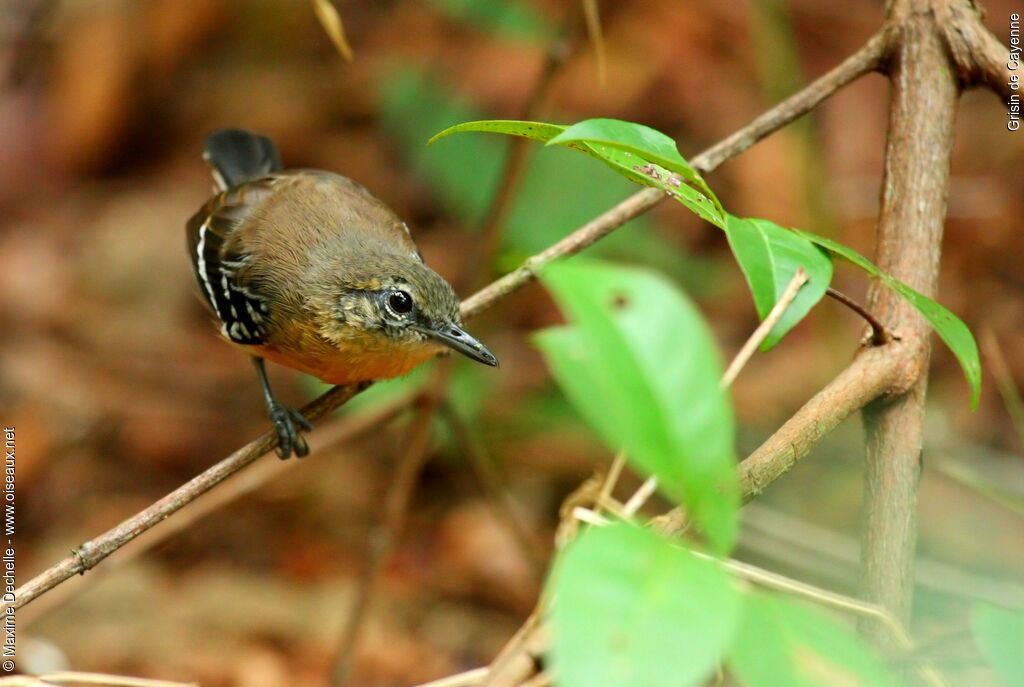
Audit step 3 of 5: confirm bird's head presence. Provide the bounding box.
[318,250,498,368]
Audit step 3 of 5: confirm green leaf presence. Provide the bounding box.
[729,595,900,687]
[535,260,738,552]
[425,0,556,42]
[430,118,726,228]
[383,77,681,272]
[550,523,742,687]
[725,216,833,350]
[568,140,725,228]
[428,119,566,146]
[795,230,982,407]
[972,604,1024,687]
[548,118,722,218]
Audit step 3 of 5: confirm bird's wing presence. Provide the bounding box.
[185,177,281,344]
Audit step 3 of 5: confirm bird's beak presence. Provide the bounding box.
[419,322,498,367]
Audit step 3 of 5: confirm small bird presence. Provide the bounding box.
[186,129,497,458]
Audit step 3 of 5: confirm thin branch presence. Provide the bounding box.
[740,502,1024,607]
[653,342,908,537]
[826,287,892,346]
[480,612,545,687]
[8,382,364,611]
[692,552,947,687]
[740,345,906,499]
[595,453,626,512]
[8,29,888,617]
[4,673,197,687]
[721,268,809,388]
[621,269,809,520]
[19,394,413,628]
[621,477,658,517]
[459,30,887,320]
[412,668,490,687]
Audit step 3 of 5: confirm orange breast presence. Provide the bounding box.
[240,334,441,385]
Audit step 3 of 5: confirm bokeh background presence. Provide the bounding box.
[2,1,1022,685]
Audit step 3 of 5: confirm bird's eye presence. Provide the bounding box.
[386,290,413,316]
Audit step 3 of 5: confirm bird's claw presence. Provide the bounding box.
[268,403,312,459]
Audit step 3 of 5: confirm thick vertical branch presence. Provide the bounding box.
[860,1,960,634]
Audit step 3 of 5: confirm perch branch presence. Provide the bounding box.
[459,30,887,319]
[653,342,908,536]
[8,382,364,611]
[19,394,413,628]
[7,29,888,616]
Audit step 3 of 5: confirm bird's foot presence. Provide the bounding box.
[268,403,313,459]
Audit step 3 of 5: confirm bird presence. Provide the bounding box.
[186,128,498,459]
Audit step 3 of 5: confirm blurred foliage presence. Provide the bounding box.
[2,0,1021,685]
[728,595,899,687]
[971,604,1024,687]
[426,0,556,42]
[380,72,708,284]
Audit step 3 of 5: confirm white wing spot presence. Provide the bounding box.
[196,220,221,319]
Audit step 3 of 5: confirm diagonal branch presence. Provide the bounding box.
[7,30,887,615]
[460,30,887,319]
[8,382,364,611]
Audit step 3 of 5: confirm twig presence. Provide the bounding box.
[330,391,443,686]
[626,269,807,521]
[479,612,543,687]
[653,343,907,537]
[692,31,888,174]
[8,382,364,611]
[459,30,887,320]
[1,673,197,687]
[412,668,490,687]
[620,478,657,517]
[572,506,610,527]
[721,268,809,388]
[740,502,1024,607]
[595,453,626,512]
[826,287,892,346]
[19,394,414,627]
[7,28,889,617]
[692,553,947,687]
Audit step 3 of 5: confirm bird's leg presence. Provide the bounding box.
[252,357,313,459]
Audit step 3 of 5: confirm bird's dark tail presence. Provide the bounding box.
[203,128,283,191]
